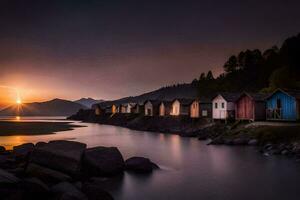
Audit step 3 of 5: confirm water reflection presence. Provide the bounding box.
[1,117,300,200]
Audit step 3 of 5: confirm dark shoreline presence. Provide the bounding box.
[0,121,85,136]
[68,110,300,161]
[67,109,214,137]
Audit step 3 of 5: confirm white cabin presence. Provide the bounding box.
[212,94,237,120]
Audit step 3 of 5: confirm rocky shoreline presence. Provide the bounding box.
[198,123,300,161]
[0,140,159,200]
[68,109,213,137]
[68,110,300,161]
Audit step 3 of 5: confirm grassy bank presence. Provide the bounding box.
[0,121,85,136]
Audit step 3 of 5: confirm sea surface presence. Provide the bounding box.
[0,116,300,200]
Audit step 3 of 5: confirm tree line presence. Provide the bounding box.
[193,33,300,95]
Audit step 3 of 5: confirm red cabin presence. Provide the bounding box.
[235,93,267,121]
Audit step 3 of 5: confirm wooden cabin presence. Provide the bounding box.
[131,103,143,114]
[170,99,200,118]
[266,89,300,121]
[144,100,160,116]
[93,104,105,115]
[124,103,135,113]
[105,105,112,114]
[120,104,127,113]
[159,101,172,116]
[112,104,117,114]
[235,92,267,121]
[212,93,239,120]
[199,97,212,118]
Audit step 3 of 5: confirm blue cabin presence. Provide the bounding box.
[266,89,300,121]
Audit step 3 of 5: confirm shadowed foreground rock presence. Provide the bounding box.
[83,147,125,177]
[125,157,159,173]
[13,143,35,160]
[30,140,87,176]
[0,140,159,199]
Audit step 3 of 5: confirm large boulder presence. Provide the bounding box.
[0,155,16,169]
[125,157,159,173]
[232,138,248,145]
[30,140,86,175]
[51,182,87,200]
[248,139,258,146]
[20,177,50,199]
[0,168,20,186]
[82,182,114,200]
[83,147,124,176]
[0,146,6,153]
[26,163,72,184]
[13,143,35,160]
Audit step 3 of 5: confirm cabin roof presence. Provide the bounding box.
[144,100,161,106]
[172,98,197,106]
[213,93,240,102]
[237,92,269,102]
[266,88,300,100]
[160,100,172,107]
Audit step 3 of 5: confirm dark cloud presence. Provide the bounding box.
[0,0,299,100]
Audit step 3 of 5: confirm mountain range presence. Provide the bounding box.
[97,83,202,107]
[74,98,104,108]
[0,98,87,116]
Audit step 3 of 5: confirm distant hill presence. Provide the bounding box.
[0,98,87,116]
[74,98,104,108]
[97,83,204,107]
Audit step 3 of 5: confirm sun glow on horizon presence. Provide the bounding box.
[16,99,22,104]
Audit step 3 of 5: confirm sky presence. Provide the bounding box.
[0,0,300,106]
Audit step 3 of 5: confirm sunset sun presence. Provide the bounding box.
[16,99,22,105]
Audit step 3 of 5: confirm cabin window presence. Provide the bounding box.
[276,99,282,109]
[215,103,218,109]
[221,102,225,108]
[202,110,208,116]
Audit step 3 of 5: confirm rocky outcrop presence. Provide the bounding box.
[30,140,87,176]
[0,168,20,185]
[51,181,88,200]
[83,147,124,177]
[82,182,114,200]
[13,143,35,160]
[125,157,159,173]
[0,140,159,199]
[26,163,72,184]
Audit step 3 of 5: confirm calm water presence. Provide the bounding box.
[0,117,300,200]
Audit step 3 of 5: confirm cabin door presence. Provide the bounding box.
[147,108,152,116]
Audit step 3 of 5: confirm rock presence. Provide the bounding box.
[0,146,6,153]
[207,137,224,145]
[0,155,16,169]
[0,188,24,200]
[51,182,87,200]
[83,147,124,176]
[13,143,34,160]
[35,142,47,148]
[26,163,72,184]
[74,181,82,190]
[248,139,258,146]
[125,157,159,173]
[7,167,25,177]
[224,139,233,145]
[232,138,247,145]
[82,182,114,200]
[264,143,272,150]
[281,150,289,155]
[198,135,207,140]
[30,140,86,175]
[0,168,20,186]
[20,177,49,199]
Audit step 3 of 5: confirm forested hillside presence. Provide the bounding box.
[98,33,300,107]
[195,33,300,95]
